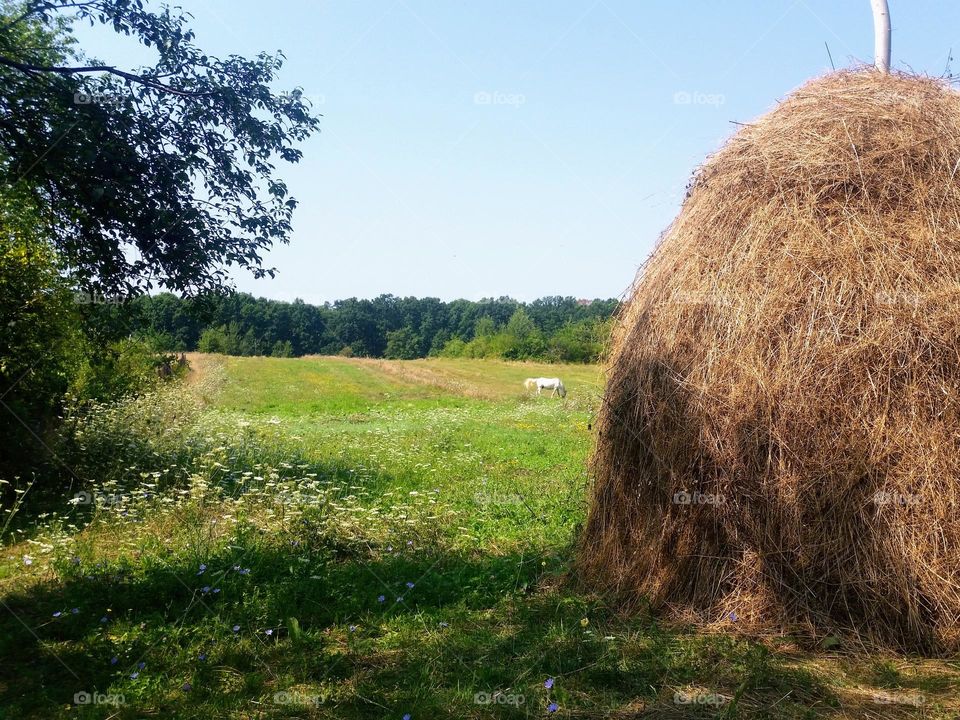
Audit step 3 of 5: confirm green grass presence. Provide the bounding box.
[1,355,958,719]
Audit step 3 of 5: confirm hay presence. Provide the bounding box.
[579,69,960,652]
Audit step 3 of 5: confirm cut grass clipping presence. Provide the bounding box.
[580,69,960,653]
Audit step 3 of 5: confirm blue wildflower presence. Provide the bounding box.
[405,582,415,589]
[377,595,386,603]
[232,625,240,632]
[197,564,207,575]
[547,702,558,713]
[265,629,273,636]
[348,625,357,632]
[198,653,207,661]
[71,607,79,614]
[130,672,139,679]
[545,677,554,689]
[138,662,145,669]
[182,682,192,691]
[52,611,62,617]
[110,656,118,665]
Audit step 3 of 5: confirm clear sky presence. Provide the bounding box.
[73,1,960,303]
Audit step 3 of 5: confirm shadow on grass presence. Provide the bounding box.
[0,534,865,720]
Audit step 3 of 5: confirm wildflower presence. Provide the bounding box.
[439,622,449,628]
[547,702,558,713]
[182,682,192,691]
[138,662,146,669]
[23,556,33,566]
[405,582,415,589]
[580,618,589,627]
[232,625,240,632]
[197,564,207,575]
[198,653,207,661]
[386,545,393,552]
[213,588,221,594]
[239,568,251,575]
[348,625,357,632]
[729,611,738,622]
[100,616,109,624]
[403,715,411,720]
[71,608,79,614]
[130,672,139,679]
[406,540,413,547]
[544,678,554,689]
[201,586,211,593]
[110,656,118,665]
[52,611,62,618]
[377,595,386,603]
[265,629,274,636]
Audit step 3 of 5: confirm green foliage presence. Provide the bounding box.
[0,356,932,719]
[127,293,620,364]
[0,0,319,295]
[68,337,165,404]
[384,327,421,360]
[270,340,294,357]
[0,195,84,478]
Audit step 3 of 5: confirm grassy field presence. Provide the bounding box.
[1,355,958,718]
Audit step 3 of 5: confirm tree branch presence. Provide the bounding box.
[0,55,211,97]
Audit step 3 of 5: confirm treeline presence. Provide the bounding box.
[123,293,620,363]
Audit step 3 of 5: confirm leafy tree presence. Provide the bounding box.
[0,194,83,477]
[384,327,420,360]
[271,340,293,358]
[0,0,319,295]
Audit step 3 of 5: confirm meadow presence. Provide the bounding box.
[1,355,958,719]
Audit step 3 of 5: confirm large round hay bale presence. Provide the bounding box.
[580,70,960,652]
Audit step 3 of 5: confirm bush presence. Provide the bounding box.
[0,208,85,480]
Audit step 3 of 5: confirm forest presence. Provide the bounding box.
[116,292,620,362]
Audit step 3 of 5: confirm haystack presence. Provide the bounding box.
[579,70,960,652]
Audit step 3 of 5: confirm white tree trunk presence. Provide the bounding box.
[871,0,891,72]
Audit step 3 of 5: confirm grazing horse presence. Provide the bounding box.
[524,377,566,398]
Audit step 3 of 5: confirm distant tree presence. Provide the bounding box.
[384,327,420,360]
[271,340,293,358]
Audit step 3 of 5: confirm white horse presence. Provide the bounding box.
[524,377,566,398]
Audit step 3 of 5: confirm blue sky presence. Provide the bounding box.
[74,1,960,303]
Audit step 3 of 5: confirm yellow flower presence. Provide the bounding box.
[580,618,589,627]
